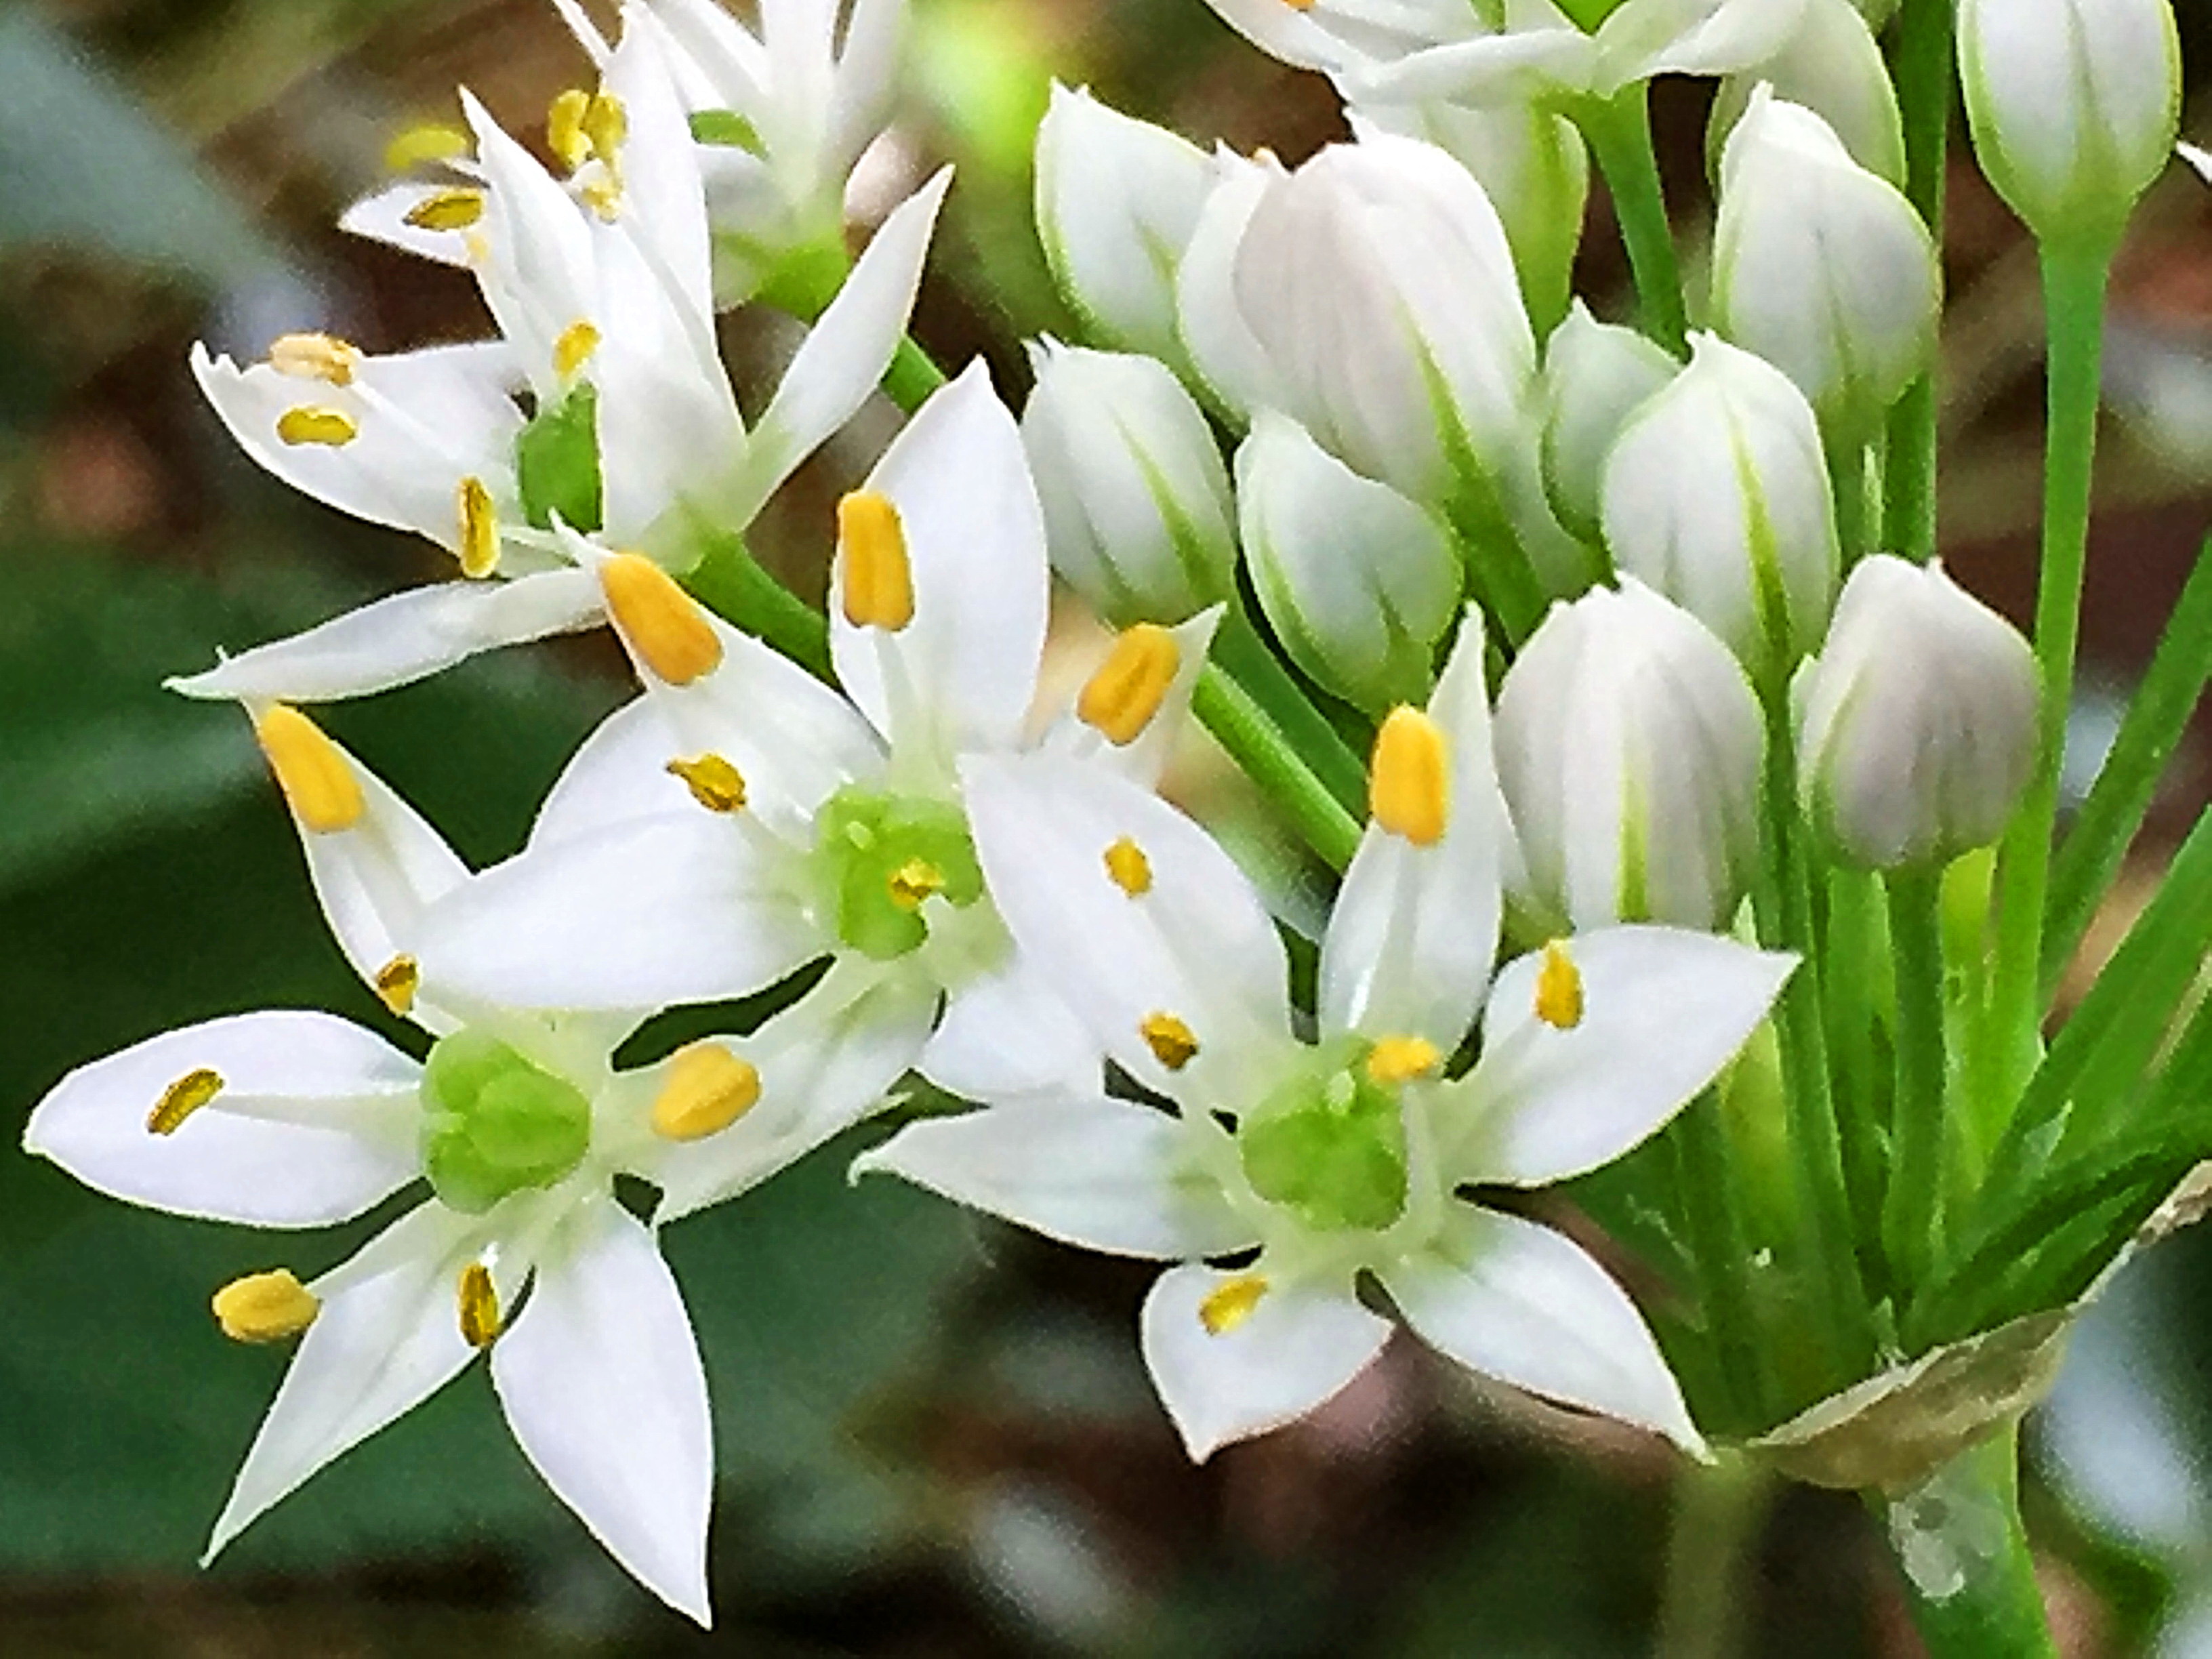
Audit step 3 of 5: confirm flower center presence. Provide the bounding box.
[811,786,985,961]
[1236,1036,1416,1233]
[419,1031,592,1214]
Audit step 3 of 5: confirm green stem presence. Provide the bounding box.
[1828,437,1872,569]
[1824,869,1887,1264]
[1980,240,2114,1106]
[1580,89,1689,355]
[1881,0,1955,564]
[682,528,833,679]
[882,334,947,414]
[1668,1091,1769,1428]
[1885,868,1950,1294]
[1210,602,1369,814]
[1879,1426,2057,1658]
[1193,665,1364,871]
[1655,1454,1774,1659]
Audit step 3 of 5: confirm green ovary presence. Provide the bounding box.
[811,786,985,962]
[1236,1039,1410,1234]
[420,1031,592,1214]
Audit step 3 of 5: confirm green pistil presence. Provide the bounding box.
[811,786,985,962]
[420,1031,592,1214]
[1237,1038,1412,1234]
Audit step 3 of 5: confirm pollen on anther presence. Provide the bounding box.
[837,491,915,631]
[148,1067,223,1135]
[1366,1035,1441,1086]
[548,87,592,171]
[666,754,747,813]
[888,859,946,912]
[582,92,628,163]
[553,319,600,381]
[375,955,420,1016]
[457,1263,501,1349]
[1199,1274,1269,1336]
[1141,1011,1199,1071]
[403,187,487,232]
[1078,624,1181,747]
[1103,836,1152,897]
[268,333,361,387]
[1534,941,1585,1030]
[653,1044,762,1142]
[275,406,359,447]
[255,705,366,834]
[457,476,499,579]
[384,121,472,173]
[1370,706,1450,846]
[599,553,724,686]
[213,1269,320,1343]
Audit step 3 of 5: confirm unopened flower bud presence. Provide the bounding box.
[1797,556,2038,869]
[1958,0,2182,248]
[1036,84,1216,361]
[1711,0,1905,184]
[1021,340,1235,625]
[1541,302,1678,544]
[1713,89,1940,438]
[1237,412,1459,714]
[1495,579,1765,935]
[1601,334,1839,679]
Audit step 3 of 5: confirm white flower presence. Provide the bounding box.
[17,706,882,1625]
[1797,556,2039,869]
[182,11,946,704]
[411,364,1217,1132]
[1539,300,1678,542]
[1710,0,1904,185]
[858,617,1795,1460]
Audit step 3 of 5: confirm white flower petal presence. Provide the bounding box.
[464,89,600,376]
[1597,0,1810,88]
[337,182,476,268]
[1175,149,1288,418]
[830,360,1048,761]
[1459,925,1795,1185]
[493,1195,714,1626]
[529,696,692,851]
[602,13,717,333]
[1035,605,1221,790]
[916,954,1103,1101]
[24,1011,421,1228]
[1141,1263,1391,1461]
[168,569,606,703]
[854,1097,1254,1258]
[1349,29,1599,111]
[206,1202,481,1558]
[1382,1206,1702,1451]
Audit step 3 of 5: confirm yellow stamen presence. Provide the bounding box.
[1278,0,1317,11]
[1140,1012,1199,1071]
[665,754,747,813]
[384,121,471,173]
[581,92,628,165]
[255,705,365,834]
[1103,836,1152,897]
[888,859,945,912]
[403,187,487,232]
[837,491,915,631]
[1199,1274,1269,1336]
[1370,706,1450,846]
[1366,1034,1441,1086]
[599,553,724,686]
[375,955,419,1016]
[148,1067,222,1135]
[547,87,592,171]
[580,177,623,221]
[457,1263,501,1349]
[1077,624,1181,747]
[213,1269,320,1344]
[652,1044,763,1142]
[1534,941,1585,1031]
[267,332,361,387]
[553,319,600,382]
[457,476,499,579]
[274,406,359,447]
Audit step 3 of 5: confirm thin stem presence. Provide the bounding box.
[1980,241,2114,1105]
[1210,601,1369,814]
[1879,1426,2057,1658]
[683,528,833,679]
[1881,0,1956,564]
[1828,437,1872,570]
[1655,1454,1774,1659]
[1581,89,1689,356]
[882,334,947,414]
[1668,1091,1770,1427]
[1885,867,1950,1295]
[1824,869,1887,1263]
[1192,665,1364,871]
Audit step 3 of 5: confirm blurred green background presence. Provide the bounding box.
[3,0,2212,1652]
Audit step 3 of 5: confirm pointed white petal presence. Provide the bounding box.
[338,182,477,268]
[854,1097,1254,1258]
[1037,605,1221,791]
[493,1196,713,1626]
[602,13,716,330]
[827,0,906,172]
[1596,0,1809,88]
[1141,1264,1391,1461]
[529,696,691,851]
[916,955,1103,1101]
[1460,926,1795,1185]
[206,1203,481,1557]
[464,88,600,375]
[1382,1206,1702,1451]
[24,1011,420,1228]
[169,569,605,703]
[1322,612,1512,1049]
[961,753,1293,1097]
[1350,28,1598,108]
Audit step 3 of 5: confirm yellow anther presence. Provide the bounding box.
[274,406,359,447]
[384,121,472,173]
[887,859,946,912]
[1534,941,1585,1031]
[1140,1012,1200,1071]
[599,553,724,686]
[457,476,499,579]
[837,491,916,631]
[403,188,487,232]
[148,1067,222,1135]
[581,92,628,165]
[267,332,361,387]
[212,1269,321,1344]
[1370,706,1450,846]
[652,1044,763,1142]
[1279,0,1316,11]
[1366,1035,1441,1086]
[1103,836,1153,897]
[255,705,365,834]
[665,754,747,813]
[457,1263,501,1349]
[553,319,600,381]
[1199,1274,1269,1336]
[374,955,419,1017]
[1078,624,1181,747]
[580,177,623,221]
[548,87,593,171]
